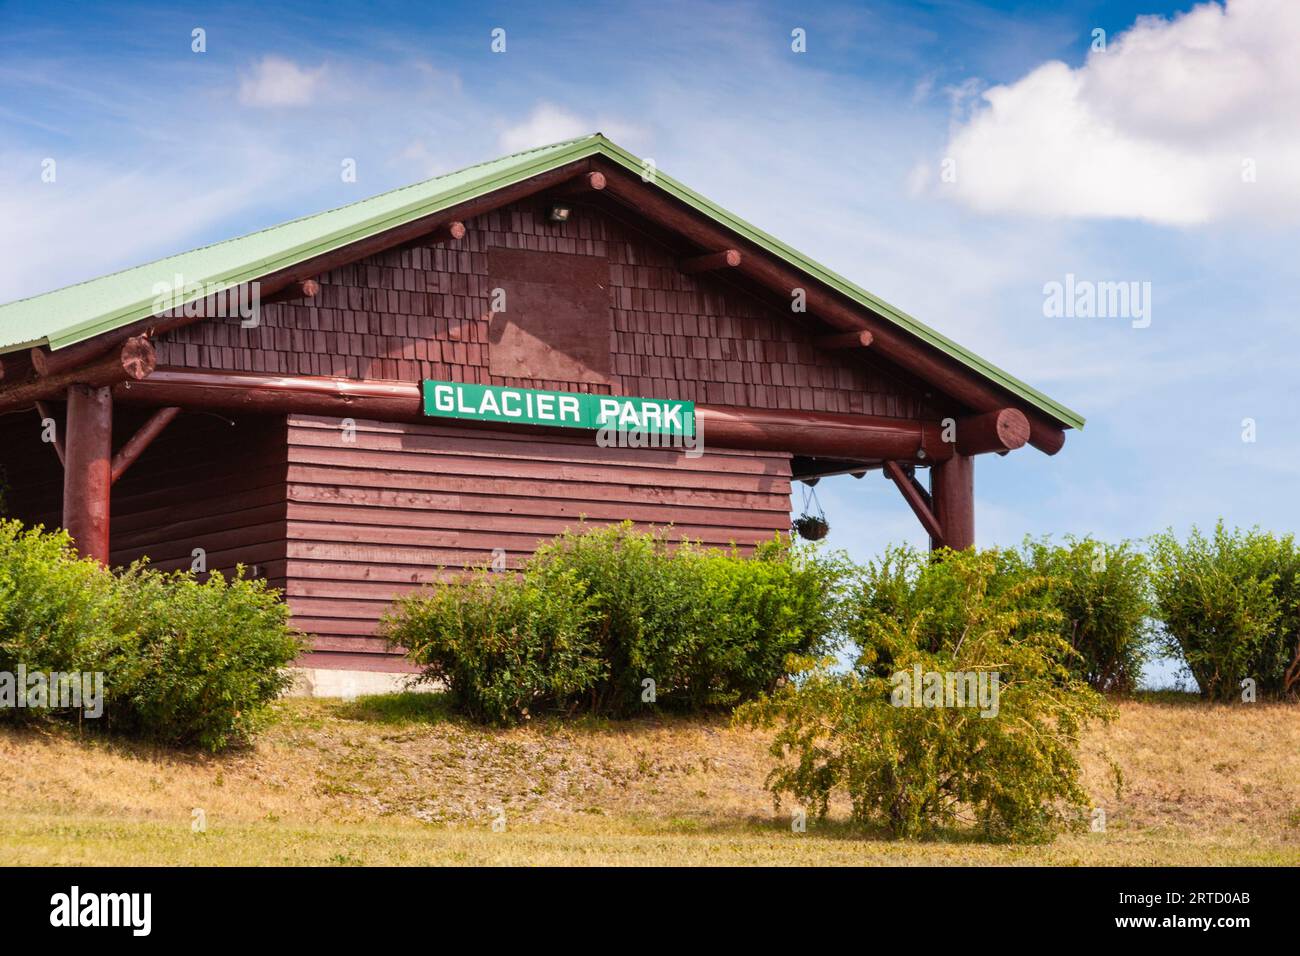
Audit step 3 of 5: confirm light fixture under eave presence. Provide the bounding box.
[547,203,572,222]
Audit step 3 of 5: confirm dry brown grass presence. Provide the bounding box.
[0,692,1296,865]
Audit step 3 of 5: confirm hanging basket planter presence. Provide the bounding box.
[792,513,830,541]
[792,481,830,540]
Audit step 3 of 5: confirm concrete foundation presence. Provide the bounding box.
[287,667,433,700]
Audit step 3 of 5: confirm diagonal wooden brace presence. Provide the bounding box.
[110,406,182,484]
[884,460,945,548]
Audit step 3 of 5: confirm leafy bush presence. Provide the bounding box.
[385,523,843,722]
[384,568,601,725]
[740,546,1110,842]
[681,539,842,710]
[530,526,841,715]
[107,566,304,750]
[1150,523,1300,701]
[1014,536,1153,692]
[0,520,302,749]
[0,522,120,719]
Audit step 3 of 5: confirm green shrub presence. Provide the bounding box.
[1015,536,1153,692]
[1150,523,1299,701]
[740,546,1110,842]
[526,524,700,716]
[107,566,304,750]
[528,525,841,715]
[0,520,302,749]
[383,568,600,725]
[0,522,120,720]
[682,539,843,710]
[385,523,844,722]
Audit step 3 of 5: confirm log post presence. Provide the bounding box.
[62,384,113,564]
[930,453,974,551]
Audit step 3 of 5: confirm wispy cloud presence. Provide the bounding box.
[237,56,327,107]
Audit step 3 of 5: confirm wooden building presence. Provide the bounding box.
[0,135,1083,677]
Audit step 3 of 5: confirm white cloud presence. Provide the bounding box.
[917,0,1300,225]
[238,56,326,107]
[496,103,646,154]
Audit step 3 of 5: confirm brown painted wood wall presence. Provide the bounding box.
[155,199,940,418]
[0,409,287,587]
[108,414,288,586]
[0,409,66,533]
[285,414,793,671]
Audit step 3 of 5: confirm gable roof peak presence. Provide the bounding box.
[0,133,1081,432]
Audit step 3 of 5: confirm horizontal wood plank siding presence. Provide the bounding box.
[285,414,793,667]
[0,410,288,590]
[107,414,288,587]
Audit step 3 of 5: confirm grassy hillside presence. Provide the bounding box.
[0,692,1296,865]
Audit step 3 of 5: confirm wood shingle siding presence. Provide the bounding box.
[156,200,939,420]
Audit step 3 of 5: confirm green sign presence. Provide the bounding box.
[422,381,696,435]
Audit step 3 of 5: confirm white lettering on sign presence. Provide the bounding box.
[422,382,694,435]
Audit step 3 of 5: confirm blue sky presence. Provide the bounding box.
[2,0,1297,590]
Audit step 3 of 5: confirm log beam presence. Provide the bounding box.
[426,220,467,244]
[261,278,321,307]
[698,404,948,462]
[551,171,606,196]
[595,163,1068,455]
[114,369,962,465]
[956,407,1030,456]
[0,351,35,382]
[62,384,113,564]
[110,406,181,484]
[884,460,945,547]
[931,453,975,551]
[678,249,742,274]
[814,330,874,350]
[0,336,156,414]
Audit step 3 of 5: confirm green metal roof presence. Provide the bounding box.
[0,133,1083,430]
